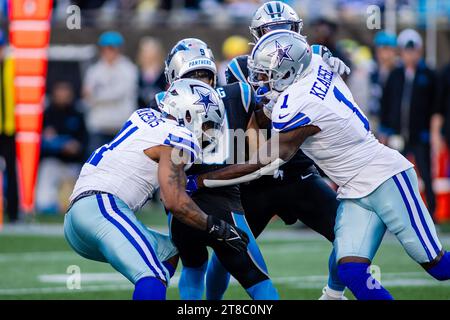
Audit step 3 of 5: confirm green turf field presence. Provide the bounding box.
[0,206,449,300]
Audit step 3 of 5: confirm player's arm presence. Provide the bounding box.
[246,112,264,158]
[154,146,207,229]
[197,125,320,187]
[145,145,249,252]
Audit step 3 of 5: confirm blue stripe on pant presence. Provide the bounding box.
[96,194,166,281]
[232,212,269,275]
[400,171,441,255]
[392,172,441,260]
[334,168,442,264]
[106,194,166,278]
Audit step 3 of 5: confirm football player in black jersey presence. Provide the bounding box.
[155,38,279,300]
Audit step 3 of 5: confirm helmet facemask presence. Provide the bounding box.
[248,58,303,100]
[200,120,224,155]
[248,31,312,99]
[251,20,303,42]
[249,1,304,42]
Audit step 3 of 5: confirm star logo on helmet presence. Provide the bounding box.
[268,41,294,67]
[194,89,218,114]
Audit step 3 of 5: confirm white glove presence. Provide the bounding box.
[261,91,280,119]
[325,56,351,76]
[263,98,276,118]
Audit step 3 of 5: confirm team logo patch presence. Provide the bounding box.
[194,89,218,114]
[268,41,294,67]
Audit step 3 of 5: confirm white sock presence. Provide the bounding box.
[325,285,345,298]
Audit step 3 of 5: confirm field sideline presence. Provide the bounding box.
[1,208,450,300]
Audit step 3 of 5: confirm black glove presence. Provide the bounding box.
[206,215,250,253]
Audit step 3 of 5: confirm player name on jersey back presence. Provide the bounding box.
[70,109,200,211]
[309,64,334,101]
[271,55,413,199]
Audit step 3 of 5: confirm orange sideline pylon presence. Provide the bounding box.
[9,0,53,214]
[434,147,450,223]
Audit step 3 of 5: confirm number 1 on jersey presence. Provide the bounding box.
[333,86,369,131]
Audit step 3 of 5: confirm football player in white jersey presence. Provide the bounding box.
[189,30,450,300]
[64,79,249,300]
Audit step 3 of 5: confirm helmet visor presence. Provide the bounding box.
[257,21,299,38]
[183,69,215,85]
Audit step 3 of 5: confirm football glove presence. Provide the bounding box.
[206,215,249,253]
[313,44,351,76]
[255,87,279,119]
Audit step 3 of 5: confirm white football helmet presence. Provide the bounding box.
[165,38,216,85]
[250,1,303,41]
[248,30,312,96]
[159,79,225,153]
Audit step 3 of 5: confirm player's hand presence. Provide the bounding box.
[206,215,249,253]
[326,56,351,76]
[255,87,279,119]
[185,174,199,195]
[314,45,351,76]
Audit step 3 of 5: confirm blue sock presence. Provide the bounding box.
[163,261,176,279]
[246,279,279,300]
[206,253,231,300]
[178,262,207,300]
[133,277,166,300]
[428,251,450,281]
[338,262,393,300]
[327,248,346,292]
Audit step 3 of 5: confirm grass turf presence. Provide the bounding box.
[0,229,449,300]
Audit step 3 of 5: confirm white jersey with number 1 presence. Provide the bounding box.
[70,108,200,212]
[271,55,413,199]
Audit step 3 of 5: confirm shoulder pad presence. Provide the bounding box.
[225,55,249,84]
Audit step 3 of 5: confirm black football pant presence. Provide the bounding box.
[169,192,269,289]
[240,166,339,242]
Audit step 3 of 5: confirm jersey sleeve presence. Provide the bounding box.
[271,92,323,133]
[162,126,201,164]
[131,110,200,164]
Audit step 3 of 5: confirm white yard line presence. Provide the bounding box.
[0,251,74,262]
[0,272,448,296]
[2,223,450,244]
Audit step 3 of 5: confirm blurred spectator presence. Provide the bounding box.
[310,17,352,76]
[225,0,261,20]
[341,40,373,116]
[71,0,108,25]
[368,31,398,117]
[380,29,438,217]
[83,31,138,154]
[136,37,166,108]
[160,0,201,11]
[0,0,7,18]
[72,0,107,9]
[0,30,19,222]
[437,62,450,152]
[36,82,88,214]
[218,35,250,86]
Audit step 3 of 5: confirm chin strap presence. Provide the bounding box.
[203,158,286,188]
